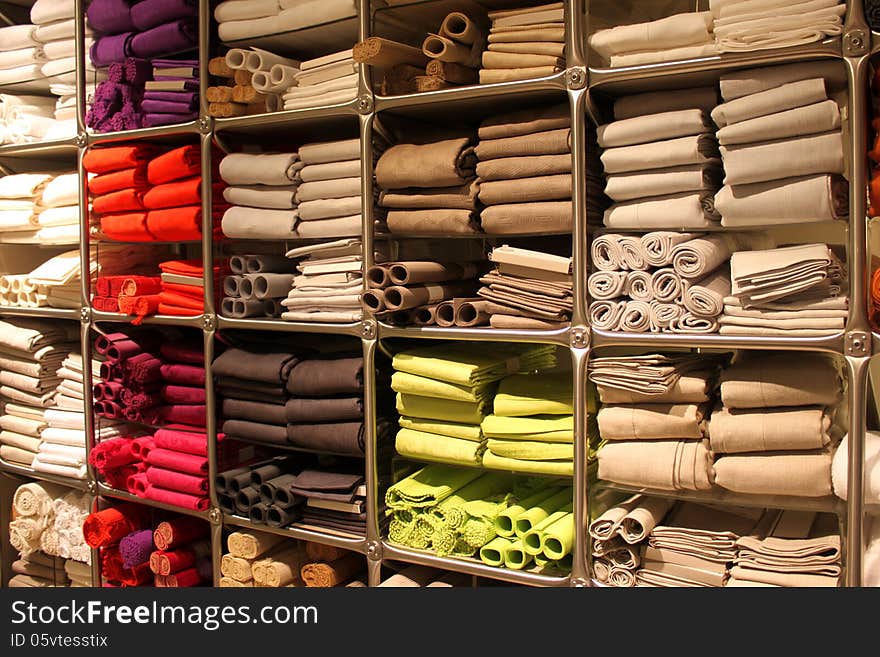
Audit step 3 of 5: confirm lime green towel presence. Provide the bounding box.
[431,472,516,531]
[391,371,495,402]
[482,414,573,442]
[503,538,533,570]
[523,504,573,556]
[399,416,483,442]
[396,393,488,424]
[395,428,486,467]
[540,512,574,560]
[514,488,572,537]
[493,372,573,417]
[487,439,573,461]
[495,487,564,537]
[482,451,574,476]
[479,535,514,567]
[392,343,557,386]
[385,464,483,510]
[535,553,573,573]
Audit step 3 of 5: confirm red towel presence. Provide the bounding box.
[147,144,200,185]
[159,404,207,427]
[83,504,150,548]
[159,363,205,386]
[84,144,158,174]
[95,275,128,297]
[92,296,120,312]
[89,166,148,196]
[161,282,204,300]
[120,276,162,296]
[153,427,208,455]
[102,547,153,586]
[154,566,204,587]
[160,384,206,405]
[93,188,145,214]
[159,259,218,277]
[118,294,161,324]
[149,543,206,575]
[146,205,202,241]
[145,447,207,475]
[103,463,138,491]
[142,177,201,209]
[127,472,149,495]
[160,342,204,365]
[123,352,163,383]
[157,303,201,316]
[130,436,154,460]
[158,290,203,311]
[153,516,207,551]
[89,437,137,471]
[100,212,153,241]
[146,466,208,495]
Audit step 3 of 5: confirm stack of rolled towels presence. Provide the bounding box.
[149,516,212,587]
[222,252,294,320]
[714,62,848,228]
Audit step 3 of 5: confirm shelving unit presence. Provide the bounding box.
[0,0,876,587]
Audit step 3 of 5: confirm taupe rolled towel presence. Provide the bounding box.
[475,128,571,161]
[670,312,719,334]
[605,162,723,202]
[651,268,683,303]
[480,201,570,234]
[383,282,477,311]
[221,553,253,583]
[284,397,363,423]
[286,357,363,397]
[708,406,831,454]
[619,300,652,332]
[478,103,569,140]
[623,271,649,301]
[597,109,712,148]
[713,449,833,498]
[716,99,840,146]
[682,267,730,317]
[375,138,476,189]
[612,86,718,121]
[618,236,648,271]
[387,209,480,235]
[670,235,733,281]
[719,352,841,409]
[591,233,625,271]
[720,131,844,186]
[476,153,571,181]
[604,191,720,229]
[213,349,299,384]
[454,299,491,327]
[387,261,479,285]
[589,300,626,331]
[589,496,640,540]
[650,301,684,332]
[588,271,628,300]
[287,422,365,455]
[477,174,571,205]
[620,496,676,544]
[598,403,706,441]
[378,181,479,210]
[227,531,285,559]
[600,133,719,175]
[597,440,714,491]
[710,78,828,128]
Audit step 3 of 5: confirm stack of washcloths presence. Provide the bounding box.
[375,135,479,235]
[158,260,218,318]
[728,509,841,587]
[477,245,573,329]
[0,172,80,245]
[722,242,847,335]
[222,252,295,319]
[206,54,267,118]
[592,352,724,493]
[713,62,848,228]
[149,516,212,587]
[480,3,564,84]
[588,231,776,334]
[391,342,557,468]
[379,565,470,587]
[598,87,722,229]
[281,239,365,324]
[475,104,583,234]
[711,352,841,498]
[9,483,91,571]
[140,59,199,127]
[214,0,358,44]
[283,50,358,111]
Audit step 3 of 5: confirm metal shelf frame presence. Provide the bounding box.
[0,0,874,588]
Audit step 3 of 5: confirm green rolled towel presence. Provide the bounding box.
[482,451,574,476]
[504,538,533,570]
[540,512,574,560]
[480,535,514,567]
[385,464,483,510]
[432,472,515,530]
[481,414,573,442]
[523,504,573,556]
[514,488,572,537]
[432,527,458,556]
[487,439,573,461]
[495,486,564,537]
[493,372,573,417]
[400,416,484,441]
[395,428,486,466]
[397,393,489,424]
[535,553,573,573]
[391,371,495,402]
[392,343,557,386]
[388,510,417,545]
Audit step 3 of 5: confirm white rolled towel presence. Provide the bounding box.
[831,433,880,504]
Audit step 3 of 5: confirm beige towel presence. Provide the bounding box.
[481,51,563,69]
[479,66,562,84]
[720,130,844,186]
[220,553,253,582]
[715,174,847,227]
[670,235,733,281]
[604,191,719,229]
[714,449,833,497]
[386,209,478,235]
[728,565,838,587]
[598,403,706,441]
[589,299,627,331]
[709,406,832,453]
[475,153,571,181]
[378,181,479,210]
[480,201,570,234]
[376,138,476,189]
[588,271,628,300]
[716,99,840,145]
[729,242,833,304]
[609,43,718,68]
[597,439,714,491]
[605,162,723,202]
[711,78,827,127]
[589,495,641,540]
[620,497,675,544]
[682,267,730,317]
[478,174,570,205]
[613,86,718,121]
[719,60,846,101]
[596,375,712,405]
[598,109,711,148]
[475,128,570,160]
[601,133,718,174]
[227,531,285,559]
[589,12,713,59]
[719,351,840,409]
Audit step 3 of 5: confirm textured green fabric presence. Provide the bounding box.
[523,504,573,556]
[392,343,557,386]
[480,535,514,567]
[540,512,574,560]
[493,372,573,417]
[399,416,483,441]
[396,393,488,424]
[391,371,495,402]
[487,439,573,461]
[534,553,573,573]
[395,428,486,466]
[514,488,572,537]
[385,464,483,510]
[481,414,573,442]
[482,451,574,476]
[503,538,533,570]
[495,486,565,537]
[431,473,515,531]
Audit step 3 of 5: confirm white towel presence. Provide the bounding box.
[831,433,880,504]
[720,131,844,186]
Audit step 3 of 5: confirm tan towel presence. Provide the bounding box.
[475,128,570,160]
[378,181,479,210]
[375,138,476,189]
[487,41,564,56]
[720,130,844,186]
[709,406,832,453]
[715,174,847,227]
[719,351,840,409]
[589,300,627,331]
[253,545,307,587]
[640,231,704,268]
[620,497,675,544]
[598,109,711,148]
[682,267,730,317]
[605,162,722,202]
[713,449,833,497]
[589,495,641,540]
[480,201,570,234]
[588,270,628,300]
[479,66,562,84]
[597,439,714,491]
[596,375,712,405]
[220,553,253,582]
[730,242,834,305]
[613,86,718,121]
[475,153,571,181]
[598,403,706,441]
[670,235,733,280]
[481,51,563,69]
[300,553,363,587]
[728,565,838,587]
[711,78,828,127]
[227,531,285,559]
[477,174,571,205]
[386,209,479,234]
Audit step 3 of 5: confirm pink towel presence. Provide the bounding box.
[160,384,206,404]
[94,332,130,355]
[145,447,207,475]
[124,352,163,384]
[159,363,205,386]
[127,472,149,495]
[153,427,208,456]
[90,437,137,470]
[146,466,208,495]
[160,342,204,365]
[130,436,155,459]
[158,404,207,427]
[143,485,209,511]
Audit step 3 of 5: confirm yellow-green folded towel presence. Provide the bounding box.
[514,488,572,537]
[392,343,557,386]
[431,472,516,531]
[482,451,574,476]
[385,464,483,510]
[399,416,483,441]
[523,505,572,556]
[391,371,496,402]
[397,393,489,424]
[487,439,573,461]
[482,414,573,442]
[395,428,486,467]
[540,512,574,560]
[495,486,565,537]
[493,372,573,416]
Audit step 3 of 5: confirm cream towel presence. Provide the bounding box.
[589,12,713,59]
[604,192,718,229]
[716,99,840,145]
[709,406,831,453]
[711,78,828,127]
[597,109,710,148]
[605,162,722,203]
[601,134,718,174]
[719,60,846,101]
[598,403,706,441]
[720,131,844,186]
[716,174,846,227]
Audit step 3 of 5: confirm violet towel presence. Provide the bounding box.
[144,112,197,128]
[141,99,196,114]
[90,33,134,67]
[131,0,198,31]
[87,0,137,34]
[119,529,154,569]
[129,19,197,59]
[123,58,153,84]
[143,90,198,104]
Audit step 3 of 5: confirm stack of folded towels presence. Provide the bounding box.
[480,2,564,84]
[222,252,295,319]
[598,88,722,230]
[593,352,724,493]
[711,352,841,498]
[8,551,73,587]
[0,172,80,245]
[1,250,82,310]
[294,139,363,238]
[284,50,359,111]
[391,342,557,468]
[287,465,368,536]
[589,231,775,334]
[214,0,358,44]
[142,59,199,127]
[0,93,64,145]
[220,531,366,588]
[722,242,847,336]
[149,516,212,587]
[157,260,218,318]
[714,62,848,228]
[375,135,479,235]
[476,104,578,235]
[281,239,365,323]
[379,565,470,587]
[477,245,573,329]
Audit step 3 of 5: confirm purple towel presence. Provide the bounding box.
[153,58,198,67]
[143,112,197,128]
[129,19,197,59]
[143,90,197,104]
[90,33,134,67]
[145,79,199,91]
[119,529,154,568]
[131,0,197,32]
[141,98,194,114]
[87,0,137,35]
[123,57,153,84]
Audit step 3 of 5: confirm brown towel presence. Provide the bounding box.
[387,209,479,234]
[300,553,363,587]
[379,181,479,210]
[376,138,476,189]
[480,201,570,234]
[477,174,571,205]
[478,104,569,140]
[476,153,571,180]
[305,543,350,562]
[475,128,570,160]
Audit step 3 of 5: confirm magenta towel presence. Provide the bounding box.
[127,472,149,495]
[90,437,138,471]
[90,33,134,67]
[87,0,137,34]
[100,362,122,381]
[129,19,197,58]
[153,427,207,455]
[94,381,124,401]
[131,0,197,31]
[123,391,162,411]
[145,447,207,475]
[105,338,145,361]
[141,99,195,114]
[160,385,206,405]
[124,352,163,384]
[130,436,155,459]
[143,485,208,511]
[159,363,205,386]
[160,342,204,365]
[120,385,160,405]
[96,399,124,418]
[158,405,207,427]
[146,466,208,495]
[143,90,197,104]
[119,529,154,568]
[95,332,130,355]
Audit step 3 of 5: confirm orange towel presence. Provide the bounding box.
[89,167,148,196]
[100,212,153,241]
[118,294,161,325]
[147,145,200,185]
[142,177,202,210]
[162,282,204,300]
[159,291,203,311]
[83,144,159,174]
[145,206,201,241]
